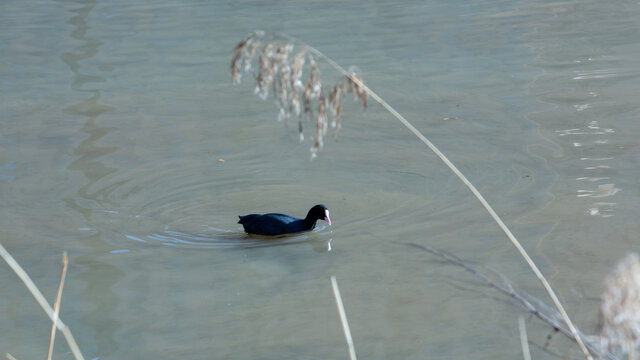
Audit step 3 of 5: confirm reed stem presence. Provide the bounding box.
[274,33,592,360]
[331,276,357,360]
[0,243,85,360]
[402,242,611,359]
[518,316,532,360]
[47,252,68,360]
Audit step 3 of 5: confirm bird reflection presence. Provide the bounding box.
[128,225,333,252]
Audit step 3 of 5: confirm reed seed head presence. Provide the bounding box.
[600,252,640,357]
[291,49,307,90]
[231,33,260,85]
[346,66,367,111]
[229,30,367,156]
[329,82,345,138]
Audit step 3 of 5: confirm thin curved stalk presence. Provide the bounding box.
[0,243,85,360]
[331,276,357,360]
[518,316,532,360]
[275,32,592,360]
[402,242,612,359]
[47,252,68,360]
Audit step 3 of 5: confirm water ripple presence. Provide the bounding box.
[556,120,621,216]
[125,224,334,251]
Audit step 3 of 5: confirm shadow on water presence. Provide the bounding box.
[123,225,334,253]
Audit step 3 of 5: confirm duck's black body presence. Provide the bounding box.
[238,204,331,236]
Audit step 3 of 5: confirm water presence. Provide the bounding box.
[2,1,640,359]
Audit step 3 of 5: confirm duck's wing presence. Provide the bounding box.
[263,213,299,224]
[238,213,306,235]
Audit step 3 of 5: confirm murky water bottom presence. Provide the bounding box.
[2,0,640,359]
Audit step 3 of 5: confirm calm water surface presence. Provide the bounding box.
[2,1,639,359]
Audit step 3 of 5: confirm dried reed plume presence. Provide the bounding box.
[230,31,365,157]
[600,253,640,359]
[329,82,346,138]
[346,66,367,111]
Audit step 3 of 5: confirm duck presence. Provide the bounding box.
[238,204,331,236]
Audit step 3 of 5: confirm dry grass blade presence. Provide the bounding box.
[330,276,357,360]
[518,316,532,360]
[0,243,85,360]
[6,353,17,360]
[47,252,69,360]
[399,242,614,360]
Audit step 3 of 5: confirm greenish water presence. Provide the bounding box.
[1,1,639,359]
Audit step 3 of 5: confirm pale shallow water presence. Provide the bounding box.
[2,1,640,359]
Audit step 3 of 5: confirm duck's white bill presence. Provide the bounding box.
[324,209,332,226]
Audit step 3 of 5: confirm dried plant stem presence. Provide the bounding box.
[518,316,532,360]
[401,242,612,360]
[0,243,85,360]
[274,33,592,360]
[330,276,357,360]
[47,252,69,360]
[6,354,17,360]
